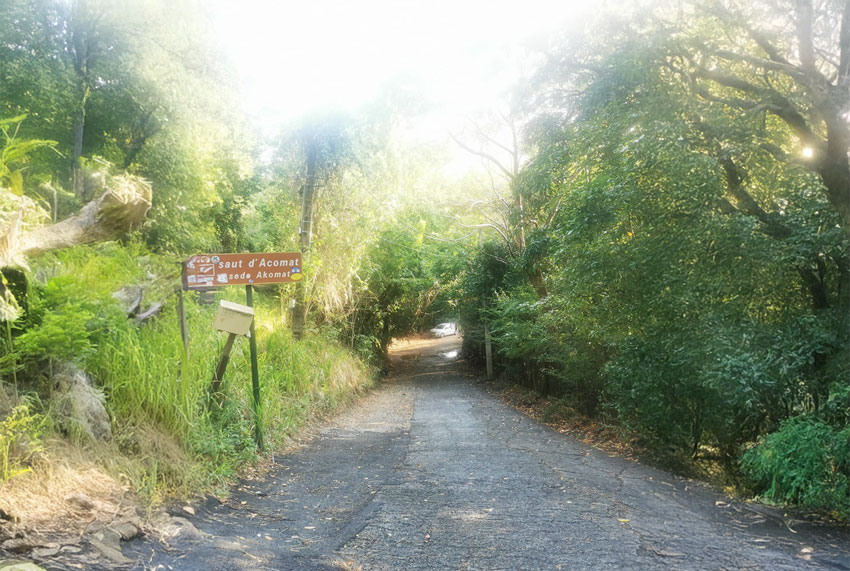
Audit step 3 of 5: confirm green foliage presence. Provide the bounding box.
[8,243,152,373]
[0,401,45,482]
[457,240,516,362]
[742,417,850,519]
[259,102,468,359]
[0,0,253,254]
[134,127,235,253]
[458,0,850,517]
[89,287,373,498]
[0,115,57,196]
[0,241,374,502]
[4,0,847,522]
[344,211,465,360]
[14,306,94,365]
[0,1,76,180]
[0,116,55,241]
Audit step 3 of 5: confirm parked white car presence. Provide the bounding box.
[430,322,458,338]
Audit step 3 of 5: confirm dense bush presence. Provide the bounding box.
[742,417,850,518]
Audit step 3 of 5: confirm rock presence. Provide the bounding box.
[52,363,112,442]
[64,492,96,512]
[0,538,38,554]
[107,521,140,541]
[135,301,164,324]
[160,516,202,544]
[30,546,59,558]
[89,529,130,564]
[0,561,47,571]
[0,508,18,523]
[92,529,121,550]
[88,540,130,564]
[111,286,144,316]
[58,546,81,554]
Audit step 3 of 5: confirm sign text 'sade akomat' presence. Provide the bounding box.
[182,252,302,289]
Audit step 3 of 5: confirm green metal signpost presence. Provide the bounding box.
[245,284,262,450]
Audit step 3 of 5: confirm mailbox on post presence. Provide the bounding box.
[210,300,255,405]
[214,300,254,336]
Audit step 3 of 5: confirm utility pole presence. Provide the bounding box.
[484,322,494,381]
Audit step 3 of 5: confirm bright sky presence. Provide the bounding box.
[212,0,593,138]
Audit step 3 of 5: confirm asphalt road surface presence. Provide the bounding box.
[126,336,849,570]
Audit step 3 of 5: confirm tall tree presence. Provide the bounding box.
[451,112,550,298]
[287,113,354,339]
[455,0,850,486]
[0,0,252,253]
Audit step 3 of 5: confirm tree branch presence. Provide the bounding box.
[718,156,791,238]
[2,173,152,267]
[486,169,512,212]
[449,133,515,181]
[695,69,822,148]
[839,0,850,90]
[447,216,515,256]
[709,0,789,65]
[709,48,815,86]
[467,117,517,165]
[796,0,816,71]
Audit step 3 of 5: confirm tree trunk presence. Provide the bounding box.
[292,145,318,340]
[71,98,87,201]
[528,267,548,299]
[0,173,152,267]
[123,107,160,169]
[70,3,92,202]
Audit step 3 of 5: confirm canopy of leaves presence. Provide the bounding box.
[458,0,850,517]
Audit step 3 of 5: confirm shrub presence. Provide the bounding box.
[0,401,45,482]
[741,416,850,520]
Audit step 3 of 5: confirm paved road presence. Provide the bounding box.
[127,336,849,570]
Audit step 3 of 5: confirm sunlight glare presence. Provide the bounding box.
[212,0,592,130]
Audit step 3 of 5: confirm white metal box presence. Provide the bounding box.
[213,300,254,336]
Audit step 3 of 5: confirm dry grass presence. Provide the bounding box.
[0,439,133,535]
[0,421,195,536]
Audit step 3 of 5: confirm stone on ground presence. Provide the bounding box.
[52,362,112,442]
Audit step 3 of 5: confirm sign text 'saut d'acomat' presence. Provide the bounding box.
[182,252,302,290]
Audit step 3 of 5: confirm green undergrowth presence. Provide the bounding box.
[1,242,375,506]
[741,416,850,520]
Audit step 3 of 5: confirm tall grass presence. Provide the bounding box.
[14,243,375,503]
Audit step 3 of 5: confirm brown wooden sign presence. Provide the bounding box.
[182,252,302,290]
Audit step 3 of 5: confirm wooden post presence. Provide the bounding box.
[210,332,236,398]
[176,287,190,360]
[484,322,494,381]
[246,285,264,451]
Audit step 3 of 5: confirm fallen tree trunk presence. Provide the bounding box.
[0,173,152,267]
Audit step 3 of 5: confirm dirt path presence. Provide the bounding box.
[119,336,848,570]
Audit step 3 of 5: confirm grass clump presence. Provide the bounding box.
[0,399,44,482]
